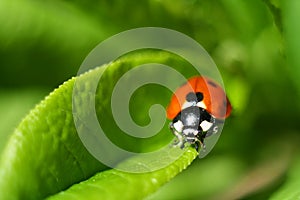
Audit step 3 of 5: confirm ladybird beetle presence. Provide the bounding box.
[166,76,232,152]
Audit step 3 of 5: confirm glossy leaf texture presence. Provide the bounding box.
[47,148,197,200]
[0,50,199,199]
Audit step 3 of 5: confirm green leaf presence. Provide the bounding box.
[270,158,300,200]
[47,147,197,200]
[263,0,283,32]
[0,0,113,86]
[282,0,300,94]
[0,89,46,154]
[0,50,198,199]
[146,155,245,200]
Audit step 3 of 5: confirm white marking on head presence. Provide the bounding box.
[197,101,207,109]
[182,101,196,110]
[200,120,213,132]
[173,120,183,132]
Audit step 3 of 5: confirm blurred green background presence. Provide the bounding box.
[1,0,300,199]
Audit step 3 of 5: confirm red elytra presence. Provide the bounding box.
[166,76,232,120]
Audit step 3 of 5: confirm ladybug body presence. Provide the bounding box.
[166,76,232,152]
